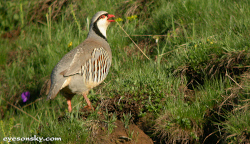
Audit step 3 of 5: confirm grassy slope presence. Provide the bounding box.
[0,0,249,143]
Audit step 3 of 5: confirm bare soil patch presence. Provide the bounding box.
[92,120,153,144]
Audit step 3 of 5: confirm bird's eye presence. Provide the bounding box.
[100,15,106,19]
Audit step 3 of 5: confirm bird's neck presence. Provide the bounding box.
[89,22,107,41]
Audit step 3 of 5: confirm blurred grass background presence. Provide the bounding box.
[0,0,249,143]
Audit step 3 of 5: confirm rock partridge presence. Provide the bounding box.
[47,11,115,112]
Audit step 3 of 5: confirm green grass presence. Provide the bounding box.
[0,0,250,143]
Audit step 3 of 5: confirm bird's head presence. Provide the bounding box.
[89,11,115,40]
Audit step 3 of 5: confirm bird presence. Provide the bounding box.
[47,11,115,112]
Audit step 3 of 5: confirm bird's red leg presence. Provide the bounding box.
[83,93,94,110]
[67,99,72,112]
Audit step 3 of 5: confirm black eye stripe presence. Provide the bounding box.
[97,13,109,20]
[92,13,109,41]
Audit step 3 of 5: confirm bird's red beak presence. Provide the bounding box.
[107,14,115,22]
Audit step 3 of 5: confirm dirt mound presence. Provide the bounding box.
[93,120,153,144]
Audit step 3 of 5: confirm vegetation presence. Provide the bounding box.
[0,0,249,143]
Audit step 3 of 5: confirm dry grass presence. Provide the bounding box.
[154,112,202,144]
[28,0,71,24]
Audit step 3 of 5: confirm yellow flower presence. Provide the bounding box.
[115,18,123,22]
[194,44,197,48]
[210,42,214,44]
[207,39,210,42]
[131,15,137,19]
[127,15,138,21]
[68,42,72,47]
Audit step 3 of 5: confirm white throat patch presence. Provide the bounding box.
[96,18,109,38]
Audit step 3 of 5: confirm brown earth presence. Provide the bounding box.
[77,102,154,144]
[92,120,153,144]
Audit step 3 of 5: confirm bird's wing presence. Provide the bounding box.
[60,48,91,76]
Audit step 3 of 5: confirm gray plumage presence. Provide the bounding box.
[47,11,115,111]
